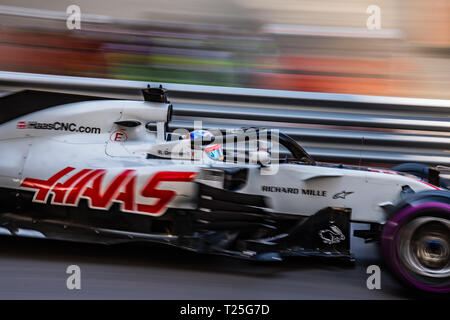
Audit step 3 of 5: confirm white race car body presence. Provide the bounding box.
[0,98,437,223]
[0,88,448,293]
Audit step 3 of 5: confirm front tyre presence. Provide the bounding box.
[381,202,450,293]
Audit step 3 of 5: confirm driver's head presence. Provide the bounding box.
[185,129,223,161]
[204,143,224,160]
[186,129,213,140]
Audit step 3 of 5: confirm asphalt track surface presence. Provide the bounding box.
[0,224,423,300]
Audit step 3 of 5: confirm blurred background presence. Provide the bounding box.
[0,0,448,98]
[0,1,448,300]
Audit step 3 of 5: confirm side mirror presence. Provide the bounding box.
[248,150,270,166]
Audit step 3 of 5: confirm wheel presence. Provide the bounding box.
[382,201,450,293]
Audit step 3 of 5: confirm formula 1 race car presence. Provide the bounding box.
[0,87,448,294]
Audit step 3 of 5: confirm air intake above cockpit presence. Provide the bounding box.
[142,85,169,103]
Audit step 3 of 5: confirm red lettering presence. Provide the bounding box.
[110,130,127,142]
[115,132,126,141]
[21,168,196,216]
[137,171,196,215]
[114,175,137,211]
[82,169,135,209]
[52,169,93,204]
[21,167,75,202]
[65,169,104,205]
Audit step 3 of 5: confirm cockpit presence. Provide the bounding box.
[146,127,316,166]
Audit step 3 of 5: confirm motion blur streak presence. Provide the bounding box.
[0,0,449,99]
[0,229,410,299]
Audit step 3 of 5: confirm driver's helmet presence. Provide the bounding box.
[187,129,213,140]
[185,129,224,160]
[204,143,224,160]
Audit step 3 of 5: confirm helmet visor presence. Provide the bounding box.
[205,144,223,160]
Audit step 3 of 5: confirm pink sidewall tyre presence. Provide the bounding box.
[381,202,450,294]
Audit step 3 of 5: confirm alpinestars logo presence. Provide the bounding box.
[332,191,354,199]
[17,121,101,134]
[20,167,196,216]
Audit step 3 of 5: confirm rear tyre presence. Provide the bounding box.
[381,201,450,293]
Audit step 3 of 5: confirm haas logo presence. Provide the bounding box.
[20,167,196,216]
